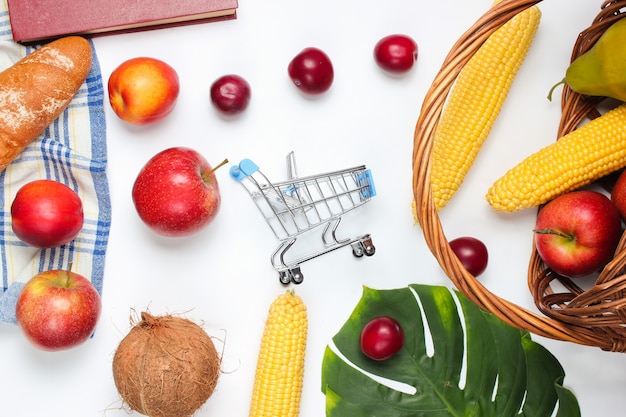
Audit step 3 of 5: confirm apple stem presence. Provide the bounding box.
[63,271,73,287]
[534,228,574,240]
[64,262,74,287]
[203,158,229,182]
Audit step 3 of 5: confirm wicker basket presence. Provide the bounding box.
[413,0,626,352]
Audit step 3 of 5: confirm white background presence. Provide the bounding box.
[3,0,626,416]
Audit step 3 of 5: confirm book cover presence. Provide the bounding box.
[7,0,238,43]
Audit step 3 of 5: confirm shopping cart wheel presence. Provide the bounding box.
[352,237,375,258]
[279,270,291,285]
[351,241,365,257]
[290,267,304,284]
[362,238,376,257]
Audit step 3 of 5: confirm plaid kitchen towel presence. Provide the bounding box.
[0,2,111,323]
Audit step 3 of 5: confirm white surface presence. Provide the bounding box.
[2,0,626,416]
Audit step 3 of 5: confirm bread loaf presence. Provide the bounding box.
[0,36,92,172]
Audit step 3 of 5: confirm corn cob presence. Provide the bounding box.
[429,1,541,211]
[249,290,307,417]
[486,103,626,212]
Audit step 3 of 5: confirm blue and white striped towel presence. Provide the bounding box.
[0,3,111,324]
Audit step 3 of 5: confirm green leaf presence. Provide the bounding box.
[321,284,581,417]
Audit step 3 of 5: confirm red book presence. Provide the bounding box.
[7,0,238,43]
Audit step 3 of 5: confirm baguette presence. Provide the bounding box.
[0,36,92,172]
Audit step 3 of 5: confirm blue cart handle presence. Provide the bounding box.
[230,159,260,181]
[356,169,377,198]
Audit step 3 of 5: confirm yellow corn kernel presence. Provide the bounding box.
[486,103,626,212]
[430,2,541,211]
[249,290,307,417]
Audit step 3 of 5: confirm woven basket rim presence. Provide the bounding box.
[412,0,626,352]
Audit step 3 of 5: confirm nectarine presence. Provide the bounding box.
[108,57,180,125]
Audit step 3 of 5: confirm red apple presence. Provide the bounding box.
[16,269,101,351]
[534,190,622,278]
[108,57,180,125]
[611,169,626,220]
[132,147,227,237]
[11,179,84,248]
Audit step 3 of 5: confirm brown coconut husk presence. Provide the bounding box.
[112,312,221,417]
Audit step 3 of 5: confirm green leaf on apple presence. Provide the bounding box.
[321,284,581,417]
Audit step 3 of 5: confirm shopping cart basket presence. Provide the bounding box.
[230,152,376,284]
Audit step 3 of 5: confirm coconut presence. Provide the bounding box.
[112,312,220,417]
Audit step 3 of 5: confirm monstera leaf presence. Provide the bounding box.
[321,284,581,417]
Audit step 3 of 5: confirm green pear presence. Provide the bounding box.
[565,17,626,102]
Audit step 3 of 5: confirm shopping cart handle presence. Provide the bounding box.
[230,159,259,181]
[357,169,377,198]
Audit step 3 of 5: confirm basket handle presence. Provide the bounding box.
[412,0,608,348]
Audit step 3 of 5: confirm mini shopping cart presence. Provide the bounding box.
[230,152,376,284]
